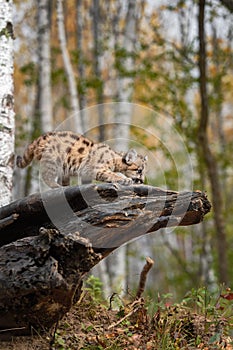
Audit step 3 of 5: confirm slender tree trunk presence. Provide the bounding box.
[108,0,139,294]
[91,0,110,287]
[211,22,227,196]
[92,0,105,141]
[197,0,228,284]
[22,0,53,196]
[37,0,53,132]
[76,0,87,132]
[114,0,138,147]
[199,221,216,287]
[57,0,82,133]
[197,153,216,287]
[0,0,15,207]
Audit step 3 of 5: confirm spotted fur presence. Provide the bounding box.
[17,131,148,188]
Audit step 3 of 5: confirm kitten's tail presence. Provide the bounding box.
[16,141,36,168]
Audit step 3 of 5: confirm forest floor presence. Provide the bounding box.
[1,278,233,350]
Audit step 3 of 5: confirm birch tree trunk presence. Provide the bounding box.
[76,0,87,132]
[37,0,53,132]
[108,0,139,294]
[92,0,105,141]
[57,0,83,133]
[114,0,138,146]
[21,0,53,197]
[0,0,14,207]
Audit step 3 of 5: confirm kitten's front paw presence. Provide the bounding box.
[118,177,133,186]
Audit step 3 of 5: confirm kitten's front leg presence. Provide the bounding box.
[57,175,70,186]
[95,169,133,185]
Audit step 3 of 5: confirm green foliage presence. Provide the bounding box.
[86,76,103,92]
[84,275,104,303]
[147,287,233,349]
[52,330,70,350]
[114,46,138,78]
[71,49,92,67]
[51,67,66,86]
[20,62,38,86]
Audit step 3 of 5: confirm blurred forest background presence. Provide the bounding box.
[13,0,233,301]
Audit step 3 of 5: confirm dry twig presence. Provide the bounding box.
[136,257,154,299]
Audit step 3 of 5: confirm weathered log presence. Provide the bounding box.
[0,184,211,248]
[0,184,211,338]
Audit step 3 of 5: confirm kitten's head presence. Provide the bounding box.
[122,149,148,184]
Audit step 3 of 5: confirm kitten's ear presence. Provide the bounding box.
[124,149,137,165]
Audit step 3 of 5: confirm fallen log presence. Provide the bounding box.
[0,183,211,338]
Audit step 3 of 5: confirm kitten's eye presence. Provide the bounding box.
[137,169,142,174]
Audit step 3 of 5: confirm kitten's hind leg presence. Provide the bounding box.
[40,158,61,188]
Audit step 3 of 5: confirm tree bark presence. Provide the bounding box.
[0,0,14,207]
[37,0,53,132]
[92,0,105,142]
[57,0,82,132]
[76,0,87,132]
[0,227,100,338]
[22,0,53,197]
[197,0,228,284]
[0,183,211,337]
[114,0,138,146]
